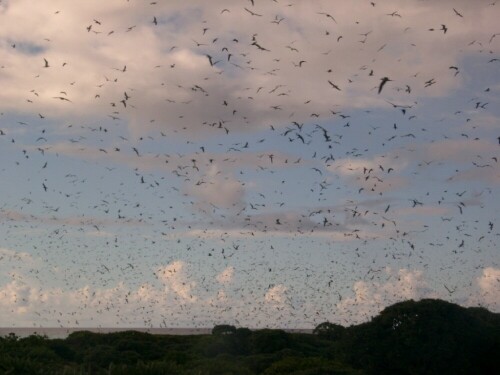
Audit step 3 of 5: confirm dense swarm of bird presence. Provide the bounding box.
[0,0,498,329]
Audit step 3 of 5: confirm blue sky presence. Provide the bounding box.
[0,0,499,328]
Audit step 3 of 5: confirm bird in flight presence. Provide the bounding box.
[378,77,391,94]
[317,12,337,23]
[244,8,262,16]
[206,54,217,66]
[52,96,72,102]
[328,80,341,91]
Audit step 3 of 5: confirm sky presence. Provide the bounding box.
[0,0,499,329]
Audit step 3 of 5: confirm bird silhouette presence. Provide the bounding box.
[378,77,391,94]
[0,0,497,332]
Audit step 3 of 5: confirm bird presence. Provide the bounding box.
[378,77,391,94]
[0,0,497,333]
[328,81,341,91]
[244,8,262,16]
[53,96,72,102]
[317,12,337,23]
[206,54,214,66]
[311,168,323,175]
[410,199,423,207]
[444,285,456,294]
[424,78,436,87]
[251,41,269,51]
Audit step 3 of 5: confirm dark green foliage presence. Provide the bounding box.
[262,356,361,375]
[313,322,346,341]
[0,299,498,374]
[107,360,182,375]
[48,339,76,361]
[338,299,500,375]
[212,324,237,335]
[251,329,291,354]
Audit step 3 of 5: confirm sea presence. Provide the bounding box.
[0,327,312,339]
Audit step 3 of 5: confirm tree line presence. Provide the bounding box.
[0,299,498,374]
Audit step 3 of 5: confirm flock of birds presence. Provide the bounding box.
[0,0,499,328]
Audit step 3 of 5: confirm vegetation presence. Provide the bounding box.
[0,299,498,374]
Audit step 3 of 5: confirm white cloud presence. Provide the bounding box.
[1,264,498,328]
[336,268,438,324]
[264,284,289,305]
[0,0,499,330]
[0,279,33,314]
[155,260,197,302]
[0,261,200,326]
[1,0,498,136]
[476,267,500,309]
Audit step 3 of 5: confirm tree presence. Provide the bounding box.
[212,324,237,336]
[251,329,291,354]
[313,322,346,340]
